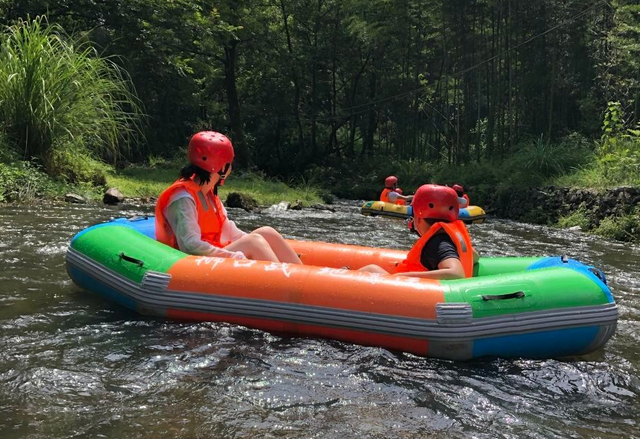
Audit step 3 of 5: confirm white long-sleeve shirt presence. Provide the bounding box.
[164,190,247,258]
[387,191,400,203]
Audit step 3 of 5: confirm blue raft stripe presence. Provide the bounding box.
[71,217,156,245]
[472,326,600,358]
[526,257,614,303]
[68,264,139,311]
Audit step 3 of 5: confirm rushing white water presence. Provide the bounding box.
[0,201,638,439]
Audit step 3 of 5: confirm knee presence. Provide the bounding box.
[246,233,269,248]
[253,226,280,239]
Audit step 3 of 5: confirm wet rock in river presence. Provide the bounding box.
[65,193,86,204]
[103,187,125,205]
[226,192,259,212]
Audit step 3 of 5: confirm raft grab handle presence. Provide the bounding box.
[119,252,144,267]
[588,267,607,285]
[482,291,525,301]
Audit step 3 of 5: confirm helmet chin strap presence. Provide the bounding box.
[213,163,231,195]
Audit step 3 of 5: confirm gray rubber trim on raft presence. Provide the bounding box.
[67,248,619,342]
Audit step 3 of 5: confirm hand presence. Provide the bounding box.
[231,251,246,260]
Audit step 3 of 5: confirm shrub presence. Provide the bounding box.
[0,160,48,202]
[48,142,112,185]
[556,203,591,230]
[0,16,143,176]
[594,208,640,241]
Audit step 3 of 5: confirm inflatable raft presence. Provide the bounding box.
[66,217,617,360]
[361,200,487,224]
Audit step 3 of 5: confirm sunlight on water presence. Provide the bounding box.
[0,201,638,439]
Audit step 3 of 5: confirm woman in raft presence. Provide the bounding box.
[155,131,302,264]
[362,184,478,279]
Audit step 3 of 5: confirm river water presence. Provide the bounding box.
[0,201,638,438]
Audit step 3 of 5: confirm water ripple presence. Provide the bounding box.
[0,202,637,439]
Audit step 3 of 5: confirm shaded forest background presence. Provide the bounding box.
[0,0,638,188]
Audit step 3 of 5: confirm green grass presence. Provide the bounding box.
[552,151,640,189]
[107,166,325,206]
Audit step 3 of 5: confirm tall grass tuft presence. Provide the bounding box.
[0,16,142,178]
[504,135,590,186]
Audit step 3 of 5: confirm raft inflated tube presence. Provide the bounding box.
[67,217,616,360]
[361,201,487,224]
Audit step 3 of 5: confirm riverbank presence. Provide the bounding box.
[0,161,328,207]
[105,166,330,207]
[470,185,640,242]
[1,160,638,242]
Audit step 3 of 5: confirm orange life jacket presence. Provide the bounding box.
[155,178,228,249]
[394,220,475,277]
[380,188,405,205]
[463,194,470,205]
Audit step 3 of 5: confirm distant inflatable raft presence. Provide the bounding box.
[361,200,487,224]
[66,217,617,360]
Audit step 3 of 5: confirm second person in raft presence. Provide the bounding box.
[380,175,413,205]
[452,184,470,209]
[362,184,478,279]
[155,131,302,264]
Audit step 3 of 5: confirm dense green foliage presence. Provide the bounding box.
[0,1,637,179]
[0,1,637,245]
[0,17,142,180]
[593,207,640,241]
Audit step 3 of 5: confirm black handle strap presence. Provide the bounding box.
[119,252,144,267]
[588,267,607,284]
[482,291,525,301]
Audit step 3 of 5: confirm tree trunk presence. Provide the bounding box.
[362,71,377,158]
[223,41,249,168]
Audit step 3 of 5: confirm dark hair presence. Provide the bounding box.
[179,164,211,186]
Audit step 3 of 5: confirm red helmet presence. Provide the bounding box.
[452,184,464,193]
[384,176,398,188]
[187,131,234,173]
[411,184,459,222]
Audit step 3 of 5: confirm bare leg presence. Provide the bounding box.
[225,233,279,262]
[250,226,303,264]
[358,264,390,274]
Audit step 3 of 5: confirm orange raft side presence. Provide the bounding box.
[166,251,446,356]
[287,240,407,272]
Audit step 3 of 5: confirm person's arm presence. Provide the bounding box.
[387,191,413,203]
[393,258,465,279]
[166,197,245,258]
[401,194,413,204]
[473,248,480,264]
[219,204,247,243]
